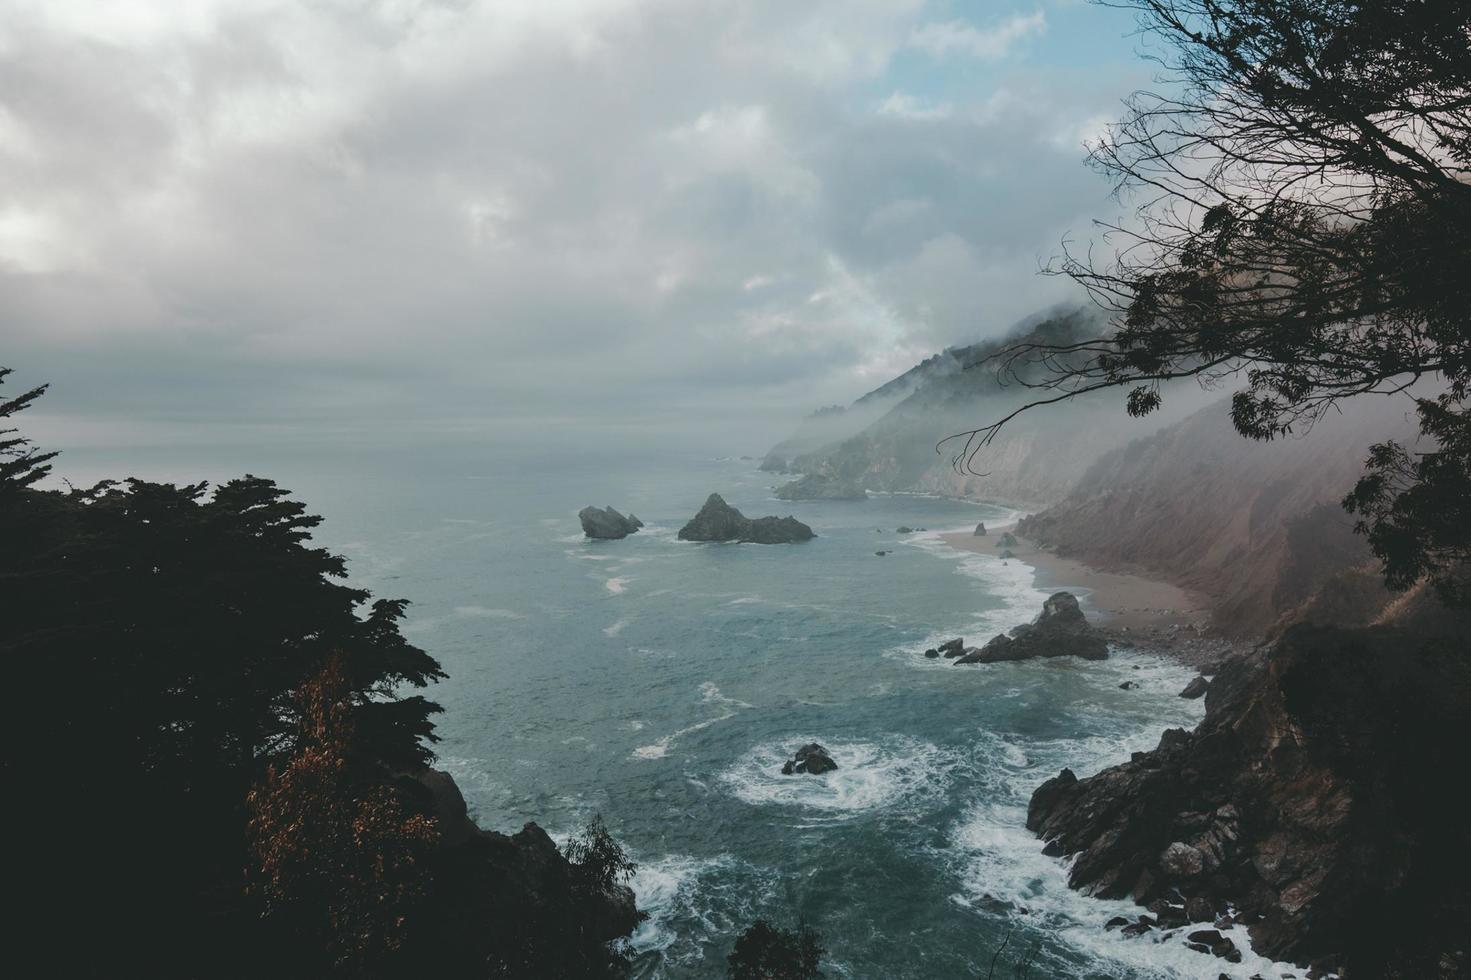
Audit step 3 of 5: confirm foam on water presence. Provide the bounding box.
[889,524,1055,668]
[633,683,750,760]
[630,853,780,971]
[604,618,629,636]
[719,734,956,819]
[607,576,630,594]
[942,656,1305,979]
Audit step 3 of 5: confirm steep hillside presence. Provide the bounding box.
[1018,397,1423,636]
[765,305,1207,505]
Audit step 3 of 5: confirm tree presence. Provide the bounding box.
[247,654,439,974]
[0,367,55,493]
[942,0,1471,602]
[0,370,446,972]
[727,920,825,980]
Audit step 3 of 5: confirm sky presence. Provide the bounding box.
[1,0,1158,450]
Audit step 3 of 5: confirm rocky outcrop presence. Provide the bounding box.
[781,743,837,775]
[973,522,987,536]
[677,494,815,544]
[774,473,866,500]
[954,592,1108,664]
[1025,624,1471,977]
[405,768,643,975]
[578,505,643,540]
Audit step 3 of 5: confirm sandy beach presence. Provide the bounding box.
[941,527,1209,633]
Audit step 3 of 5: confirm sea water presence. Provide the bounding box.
[53,436,1299,979]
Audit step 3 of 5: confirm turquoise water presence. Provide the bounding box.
[55,438,1292,979]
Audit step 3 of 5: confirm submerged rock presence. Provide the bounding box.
[579,505,644,539]
[780,743,837,775]
[954,592,1108,664]
[677,493,815,544]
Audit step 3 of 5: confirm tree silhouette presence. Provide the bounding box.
[942,0,1471,602]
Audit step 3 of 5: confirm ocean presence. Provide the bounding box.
[52,435,1296,979]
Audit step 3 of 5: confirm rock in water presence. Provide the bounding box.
[996,531,1018,548]
[781,743,837,775]
[973,522,987,536]
[677,493,815,544]
[579,505,643,539]
[774,473,867,500]
[954,592,1108,664]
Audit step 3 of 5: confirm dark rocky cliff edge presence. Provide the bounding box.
[1027,620,1471,978]
[402,769,642,974]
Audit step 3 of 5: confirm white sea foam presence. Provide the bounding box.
[629,853,778,963]
[945,672,1296,979]
[719,734,955,818]
[632,683,749,760]
[606,576,629,594]
[726,596,763,605]
[603,618,628,636]
[453,605,523,619]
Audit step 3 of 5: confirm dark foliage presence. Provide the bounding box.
[2,371,443,973]
[563,812,641,892]
[943,0,1471,603]
[727,920,825,980]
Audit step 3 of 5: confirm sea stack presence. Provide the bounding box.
[677,493,815,544]
[579,505,644,540]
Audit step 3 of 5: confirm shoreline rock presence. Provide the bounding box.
[954,592,1108,664]
[1024,623,1471,977]
[677,493,815,544]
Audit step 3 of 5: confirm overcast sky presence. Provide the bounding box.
[2,0,1154,449]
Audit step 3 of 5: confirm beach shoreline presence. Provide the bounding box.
[940,526,1209,634]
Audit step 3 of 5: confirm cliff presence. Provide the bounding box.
[1027,617,1471,977]
[1017,396,1423,636]
[406,769,643,975]
[764,306,1203,506]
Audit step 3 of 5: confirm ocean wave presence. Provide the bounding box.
[632,683,750,760]
[718,734,956,818]
[629,853,779,968]
[603,618,629,636]
[606,576,630,594]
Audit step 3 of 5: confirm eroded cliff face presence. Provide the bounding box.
[1027,622,1471,978]
[1018,397,1423,636]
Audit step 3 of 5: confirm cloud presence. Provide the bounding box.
[875,91,953,121]
[909,11,1048,60]
[0,0,1143,449]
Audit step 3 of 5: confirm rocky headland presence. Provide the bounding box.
[677,493,815,544]
[773,472,867,501]
[405,768,643,972]
[579,505,644,540]
[1026,618,1471,977]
